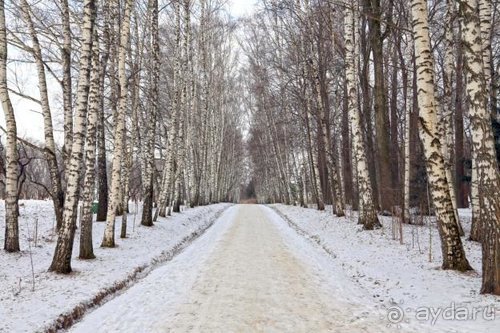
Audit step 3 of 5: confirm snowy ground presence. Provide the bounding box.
[2,202,498,332]
[67,204,463,333]
[71,205,396,332]
[270,204,500,332]
[0,200,231,332]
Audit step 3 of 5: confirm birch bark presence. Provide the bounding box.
[1,0,20,252]
[345,0,380,229]
[79,30,100,259]
[20,0,64,230]
[60,0,73,167]
[102,0,133,247]
[410,0,471,271]
[458,0,500,294]
[49,0,96,273]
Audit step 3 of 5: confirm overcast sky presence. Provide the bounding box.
[229,0,257,17]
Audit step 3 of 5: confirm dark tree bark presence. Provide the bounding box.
[341,81,354,208]
[390,43,400,198]
[96,0,111,222]
[96,103,109,222]
[454,29,468,209]
[141,177,154,226]
[359,13,379,210]
[363,0,393,213]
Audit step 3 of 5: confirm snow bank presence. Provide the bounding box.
[70,206,239,333]
[269,204,499,333]
[0,200,231,332]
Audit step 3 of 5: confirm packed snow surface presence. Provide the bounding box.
[70,205,451,332]
[270,204,500,333]
[0,200,231,332]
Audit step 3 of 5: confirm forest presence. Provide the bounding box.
[0,0,499,331]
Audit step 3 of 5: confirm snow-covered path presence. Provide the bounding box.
[70,205,398,332]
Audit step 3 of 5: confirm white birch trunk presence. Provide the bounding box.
[101,0,133,247]
[60,0,73,168]
[469,0,493,241]
[79,30,100,259]
[403,101,411,223]
[410,0,471,271]
[1,0,20,252]
[345,1,380,229]
[458,0,500,295]
[49,0,96,273]
[155,1,181,219]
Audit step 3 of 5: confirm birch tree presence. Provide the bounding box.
[102,0,133,247]
[49,0,96,273]
[61,0,73,167]
[155,0,181,220]
[1,0,20,252]
[458,0,500,295]
[79,30,100,260]
[140,0,159,227]
[410,0,471,271]
[469,0,493,242]
[19,0,65,230]
[345,0,380,229]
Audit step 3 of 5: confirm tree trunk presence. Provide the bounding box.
[102,0,133,248]
[341,81,354,208]
[155,0,180,221]
[358,16,379,211]
[96,0,111,222]
[410,0,471,271]
[60,0,73,168]
[390,42,400,207]
[469,0,493,242]
[49,0,96,273]
[312,38,344,215]
[442,0,463,236]
[454,26,467,209]
[96,104,109,222]
[458,0,500,295]
[79,30,100,260]
[345,0,380,229]
[140,0,159,227]
[0,0,20,252]
[364,0,392,213]
[20,0,64,231]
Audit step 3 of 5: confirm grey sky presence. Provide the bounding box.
[230,0,257,17]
